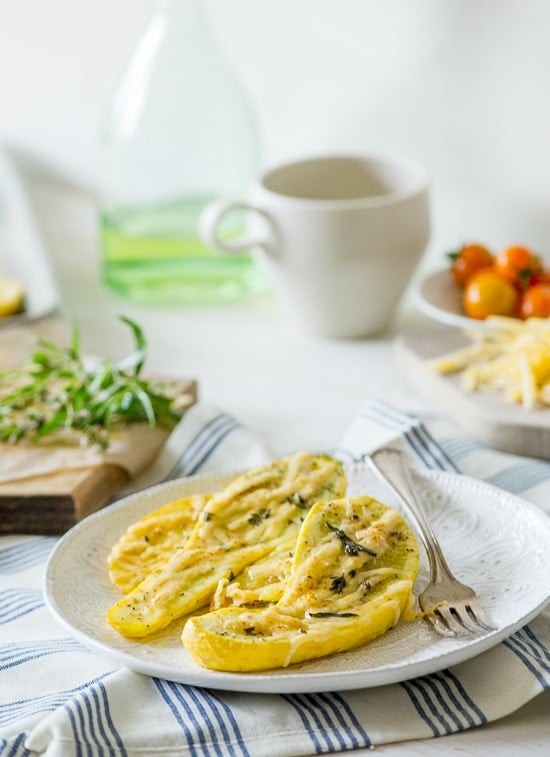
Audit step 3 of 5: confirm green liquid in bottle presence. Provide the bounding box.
[101,197,267,306]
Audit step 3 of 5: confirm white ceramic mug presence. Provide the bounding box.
[200,154,430,338]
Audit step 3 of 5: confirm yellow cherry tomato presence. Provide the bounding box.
[463,268,518,320]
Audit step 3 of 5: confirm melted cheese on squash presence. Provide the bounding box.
[107,494,210,593]
[181,495,419,671]
[106,453,345,638]
[210,537,295,610]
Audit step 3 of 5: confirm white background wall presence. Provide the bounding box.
[1,0,550,269]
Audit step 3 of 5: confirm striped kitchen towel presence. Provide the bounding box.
[1,399,549,757]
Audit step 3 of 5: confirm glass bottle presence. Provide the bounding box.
[98,0,266,306]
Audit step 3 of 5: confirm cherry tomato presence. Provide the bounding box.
[450,243,494,288]
[530,269,550,286]
[463,268,519,320]
[494,245,542,290]
[519,283,550,319]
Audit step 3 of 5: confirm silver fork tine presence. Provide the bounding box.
[433,605,471,635]
[444,604,482,634]
[430,607,461,637]
[464,604,495,633]
[369,447,496,638]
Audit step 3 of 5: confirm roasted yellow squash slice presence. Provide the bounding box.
[106,453,346,638]
[210,536,296,610]
[181,495,419,671]
[107,494,211,593]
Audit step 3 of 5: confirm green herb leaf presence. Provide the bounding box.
[0,316,185,449]
[325,522,378,557]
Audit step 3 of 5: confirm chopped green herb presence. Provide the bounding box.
[325,522,378,557]
[330,575,347,594]
[307,611,359,618]
[248,508,271,526]
[291,492,307,508]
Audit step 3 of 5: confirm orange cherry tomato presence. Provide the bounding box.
[494,245,542,290]
[463,268,519,320]
[450,243,494,288]
[530,269,550,286]
[519,283,550,319]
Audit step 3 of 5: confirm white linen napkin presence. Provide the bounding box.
[1,399,549,757]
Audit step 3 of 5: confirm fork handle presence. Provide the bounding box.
[369,448,455,583]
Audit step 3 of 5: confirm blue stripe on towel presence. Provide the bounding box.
[204,689,251,757]
[401,670,487,736]
[438,670,487,726]
[300,693,351,751]
[405,426,459,472]
[419,677,463,731]
[0,638,86,670]
[0,673,114,727]
[0,538,56,573]
[186,421,240,476]
[154,679,203,754]
[439,435,482,460]
[283,692,355,753]
[186,685,245,756]
[399,678,443,736]
[503,628,550,688]
[301,692,372,750]
[402,678,453,735]
[359,398,460,473]
[0,589,44,624]
[154,680,250,757]
[360,398,418,428]
[66,689,94,757]
[281,693,326,753]
[317,691,371,749]
[1,732,31,757]
[521,625,550,665]
[64,681,127,757]
[162,414,240,481]
[486,460,550,496]
[96,681,127,755]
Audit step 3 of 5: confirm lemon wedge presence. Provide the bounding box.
[0,276,25,317]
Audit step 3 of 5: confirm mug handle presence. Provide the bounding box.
[199,199,274,254]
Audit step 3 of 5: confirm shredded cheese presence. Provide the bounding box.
[427,316,550,409]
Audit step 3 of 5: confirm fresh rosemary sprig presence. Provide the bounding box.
[0,316,184,449]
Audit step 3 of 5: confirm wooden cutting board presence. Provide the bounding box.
[396,328,550,460]
[0,377,197,536]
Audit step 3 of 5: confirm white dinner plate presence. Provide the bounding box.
[45,462,550,694]
[413,269,485,328]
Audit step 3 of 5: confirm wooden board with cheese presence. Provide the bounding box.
[396,327,550,460]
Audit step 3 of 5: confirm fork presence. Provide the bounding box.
[368,447,496,637]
